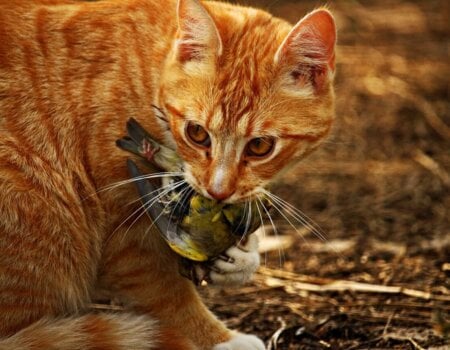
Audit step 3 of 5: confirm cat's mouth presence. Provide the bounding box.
[187,181,265,205]
[127,159,263,258]
[183,178,249,205]
[182,169,256,205]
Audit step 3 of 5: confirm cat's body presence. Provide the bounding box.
[0,0,336,349]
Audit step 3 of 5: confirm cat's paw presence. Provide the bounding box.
[213,333,265,350]
[208,234,260,286]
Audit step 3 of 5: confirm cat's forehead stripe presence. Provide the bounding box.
[165,103,186,120]
[212,16,284,128]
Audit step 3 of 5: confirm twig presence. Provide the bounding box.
[383,333,427,350]
[259,266,334,285]
[259,269,450,301]
[414,150,450,187]
[411,95,450,140]
[267,317,287,350]
[348,332,428,350]
[224,308,257,328]
[342,311,433,326]
[382,312,395,335]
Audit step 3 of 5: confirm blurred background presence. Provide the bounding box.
[201,1,449,348]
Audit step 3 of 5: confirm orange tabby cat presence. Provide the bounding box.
[0,0,336,349]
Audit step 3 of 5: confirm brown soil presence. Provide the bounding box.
[200,1,449,349]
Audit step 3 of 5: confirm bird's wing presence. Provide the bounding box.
[127,159,208,262]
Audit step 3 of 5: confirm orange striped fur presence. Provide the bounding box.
[0,0,336,348]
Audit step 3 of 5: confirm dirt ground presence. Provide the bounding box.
[199,1,450,349]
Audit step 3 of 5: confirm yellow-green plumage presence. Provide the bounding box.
[179,195,242,260]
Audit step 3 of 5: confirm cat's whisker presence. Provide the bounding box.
[268,192,346,257]
[108,172,183,191]
[262,193,313,250]
[83,172,184,201]
[237,200,252,247]
[280,198,328,242]
[151,104,169,123]
[234,200,249,236]
[257,196,285,268]
[125,179,186,207]
[107,179,186,246]
[165,185,193,233]
[141,185,188,242]
[124,185,167,208]
[254,199,268,268]
[137,184,190,247]
[244,200,253,245]
[262,189,345,256]
[122,180,187,237]
[98,172,182,193]
[261,188,329,243]
[120,179,186,228]
[179,187,195,212]
[151,185,194,247]
[120,180,188,247]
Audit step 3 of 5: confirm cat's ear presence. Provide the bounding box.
[175,0,223,63]
[275,9,336,93]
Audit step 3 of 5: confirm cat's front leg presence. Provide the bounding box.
[99,220,262,349]
[208,233,260,286]
[207,234,265,349]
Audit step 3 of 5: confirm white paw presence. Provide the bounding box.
[208,234,260,286]
[213,333,265,350]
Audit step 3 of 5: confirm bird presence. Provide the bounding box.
[126,159,260,262]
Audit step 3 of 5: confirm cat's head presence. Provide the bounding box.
[158,0,336,203]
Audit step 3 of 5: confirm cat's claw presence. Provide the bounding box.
[208,234,260,286]
[213,333,265,350]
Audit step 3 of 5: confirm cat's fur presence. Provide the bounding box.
[0,0,336,349]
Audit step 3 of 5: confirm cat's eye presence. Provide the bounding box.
[186,122,211,147]
[245,137,275,158]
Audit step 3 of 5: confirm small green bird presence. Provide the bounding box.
[117,118,263,282]
[126,159,260,262]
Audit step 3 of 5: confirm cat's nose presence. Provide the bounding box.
[207,188,235,202]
